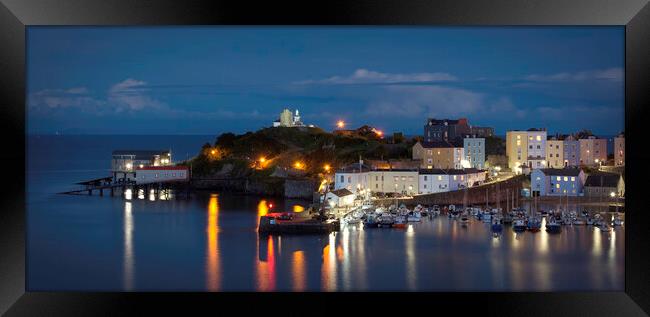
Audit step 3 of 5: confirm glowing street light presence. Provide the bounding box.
[324,164,331,172]
[211,149,216,155]
[610,192,616,198]
[259,157,266,163]
[336,120,345,129]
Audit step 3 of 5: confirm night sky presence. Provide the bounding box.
[27,26,624,136]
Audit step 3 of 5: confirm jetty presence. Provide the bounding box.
[59,177,191,199]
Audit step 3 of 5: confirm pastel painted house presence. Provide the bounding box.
[530,168,586,197]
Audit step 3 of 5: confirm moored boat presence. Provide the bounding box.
[513,218,527,232]
[393,215,407,229]
[545,216,562,233]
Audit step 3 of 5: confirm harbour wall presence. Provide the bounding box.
[405,174,527,206]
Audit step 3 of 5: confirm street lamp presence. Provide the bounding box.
[610,191,616,198]
[337,120,345,129]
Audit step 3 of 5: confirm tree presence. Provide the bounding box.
[215,132,237,149]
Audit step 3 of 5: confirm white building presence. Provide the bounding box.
[272,108,307,127]
[418,168,487,194]
[368,169,419,196]
[135,166,189,185]
[530,168,585,197]
[325,188,355,207]
[112,150,172,183]
[526,129,547,169]
[334,162,371,193]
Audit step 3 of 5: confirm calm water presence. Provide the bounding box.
[27,135,624,291]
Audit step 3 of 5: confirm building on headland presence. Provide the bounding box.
[530,168,586,197]
[423,118,471,142]
[579,136,607,166]
[412,140,464,169]
[505,129,547,173]
[463,136,485,169]
[135,166,189,185]
[546,135,565,168]
[562,135,580,167]
[614,132,625,166]
[584,172,625,198]
[111,150,173,183]
[418,168,487,194]
[272,108,314,128]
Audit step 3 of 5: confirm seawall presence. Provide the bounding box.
[406,175,527,206]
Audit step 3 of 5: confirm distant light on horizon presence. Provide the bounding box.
[336,120,345,129]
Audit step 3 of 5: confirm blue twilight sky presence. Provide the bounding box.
[27,26,624,136]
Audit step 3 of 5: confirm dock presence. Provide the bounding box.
[59,177,191,199]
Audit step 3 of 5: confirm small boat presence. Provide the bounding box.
[459,215,470,226]
[513,218,527,232]
[407,210,422,222]
[448,204,456,214]
[545,217,562,233]
[378,214,395,228]
[432,205,441,216]
[612,213,623,226]
[345,216,361,225]
[393,215,407,229]
[527,216,542,232]
[573,217,586,225]
[586,217,594,226]
[481,212,492,223]
[598,223,612,232]
[363,214,379,228]
[491,218,503,232]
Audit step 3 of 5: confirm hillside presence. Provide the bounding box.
[184,126,413,179]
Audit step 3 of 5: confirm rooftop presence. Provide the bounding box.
[584,173,621,187]
[112,150,171,160]
[536,168,583,176]
[329,188,354,197]
[418,140,463,148]
[336,163,372,173]
[419,168,486,175]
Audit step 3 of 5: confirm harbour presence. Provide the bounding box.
[28,135,624,291]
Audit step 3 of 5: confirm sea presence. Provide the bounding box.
[26,135,624,291]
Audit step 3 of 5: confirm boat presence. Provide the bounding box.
[502,213,513,224]
[545,216,562,233]
[598,223,612,232]
[573,217,586,225]
[491,218,503,232]
[459,214,470,226]
[363,214,379,228]
[393,215,407,229]
[612,213,623,226]
[527,216,542,232]
[586,217,594,225]
[407,210,422,222]
[432,205,441,216]
[378,214,395,228]
[345,216,361,225]
[448,204,456,214]
[481,212,492,223]
[513,218,527,232]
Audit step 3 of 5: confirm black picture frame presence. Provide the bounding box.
[1,0,649,315]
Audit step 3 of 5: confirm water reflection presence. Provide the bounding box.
[206,194,221,291]
[321,233,338,291]
[292,251,306,291]
[406,224,417,290]
[255,200,276,291]
[124,188,132,200]
[123,201,134,290]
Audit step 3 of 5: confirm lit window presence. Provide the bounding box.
[556,184,560,189]
[437,176,442,181]
[536,135,541,141]
[556,176,561,181]
[564,177,568,181]
[394,176,399,181]
[516,140,521,146]
[453,175,457,180]
[571,177,575,181]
